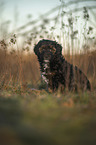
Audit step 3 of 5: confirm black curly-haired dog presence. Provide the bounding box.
[34,39,91,92]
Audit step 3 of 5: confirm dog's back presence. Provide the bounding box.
[61,60,91,91]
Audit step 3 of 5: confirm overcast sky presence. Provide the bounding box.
[1,0,95,27]
[0,0,95,38]
[3,0,60,26]
[2,1,95,22]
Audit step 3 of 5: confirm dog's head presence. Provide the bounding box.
[34,39,62,62]
[34,39,62,79]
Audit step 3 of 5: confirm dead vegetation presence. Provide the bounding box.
[0,43,96,92]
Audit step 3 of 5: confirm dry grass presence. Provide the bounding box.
[0,46,96,91]
[0,48,40,91]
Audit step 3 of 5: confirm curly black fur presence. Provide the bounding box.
[34,39,91,92]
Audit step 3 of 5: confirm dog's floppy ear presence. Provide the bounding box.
[34,41,41,56]
[34,40,47,56]
[53,42,62,55]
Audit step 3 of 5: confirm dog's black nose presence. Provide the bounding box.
[44,52,52,60]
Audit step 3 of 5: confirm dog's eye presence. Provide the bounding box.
[50,47,56,54]
[39,47,45,53]
[39,45,47,53]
